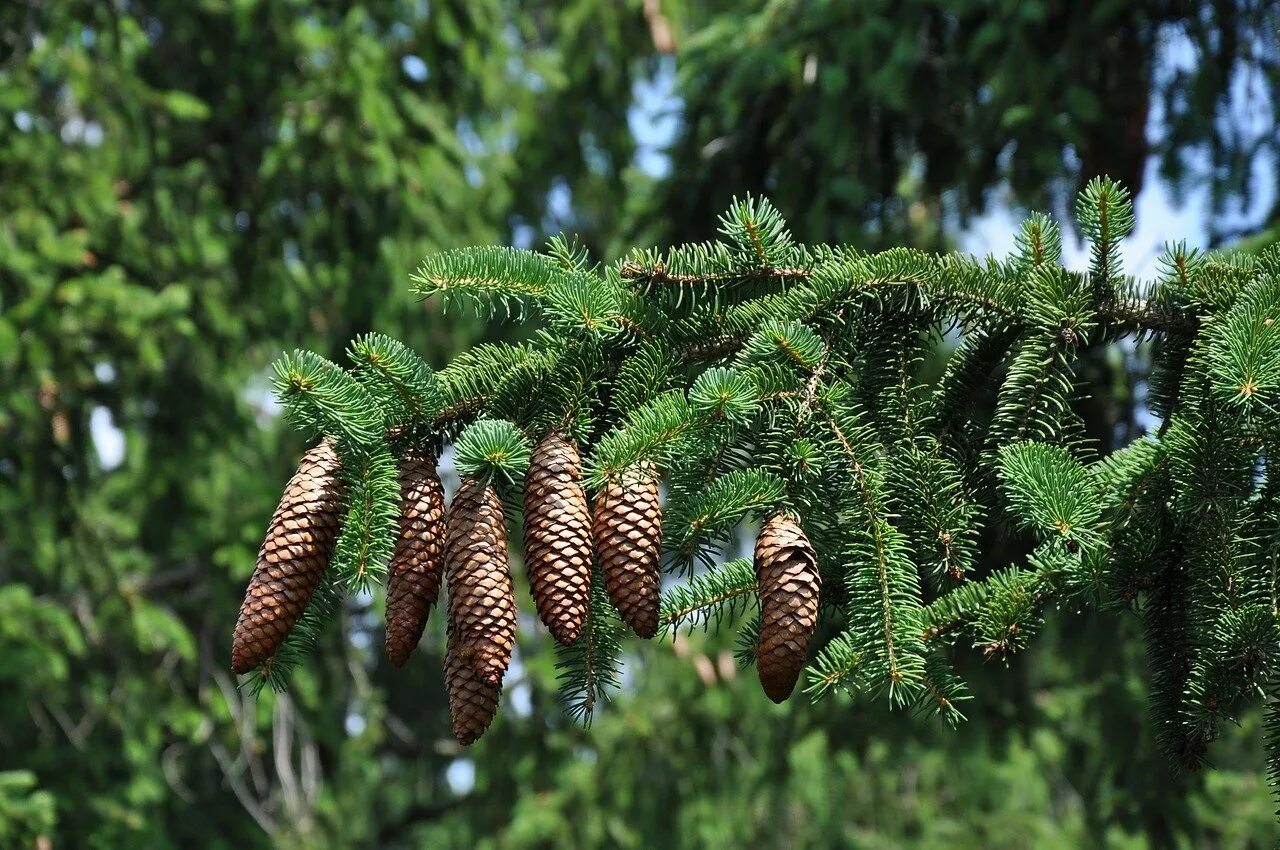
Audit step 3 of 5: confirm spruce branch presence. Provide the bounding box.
[1266,681,1280,816]
[1014,212,1063,271]
[453,419,532,486]
[249,182,1280,795]
[1076,175,1135,301]
[271,350,383,446]
[998,442,1103,551]
[888,443,981,584]
[348,332,443,429]
[733,613,763,670]
[330,438,400,593]
[805,631,864,699]
[666,471,787,569]
[659,559,758,634]
[818,394,929,702]
[556,577,625,726]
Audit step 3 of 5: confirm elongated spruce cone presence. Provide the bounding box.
[754,513,821,703]
[522,433,593,645]
[384,453,446,667]
[445,477,517,686]
[232,439,345,675]
[593,464,662,638]
[445,637,501,746]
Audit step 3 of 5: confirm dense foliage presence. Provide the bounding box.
[267,184,1280,797]
[5,1,1280,847]
[628,0,1280,251]
[0,1,648,844]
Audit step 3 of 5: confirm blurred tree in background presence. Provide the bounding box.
[0,1,650,845]
[2,1,1279,848]
[623,0,1280,252]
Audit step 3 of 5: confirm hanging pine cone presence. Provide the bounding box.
[754,512,821,703]
[522,432,593,645]
[593,463,662,638]
[384,452,446,668]
[445,636,501,746]
[232,439,345,675]
[445,476,517,686]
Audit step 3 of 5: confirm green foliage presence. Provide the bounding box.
[587,391,694,486]
[998,442,1102,550]
[412,247,632,337]
[1206,274,1280,419]
[660,558,759,634]
[348,332,444,430]
[718,196,798,270]
[971,566,1046,660]
[1076,176,1136,292]
[258,181,1280,836]
[687,367,760,424]
[453,419,532,485]
[10,3,1280,846]
[1014,212,1063,271]
[666,471,786,569]
[330,439,400,594]
[271,350,384,446]
[886,442,981,584]
[556,577,626,726]
[0,772,56,848]
[739,321,828,371]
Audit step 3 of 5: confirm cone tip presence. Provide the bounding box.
[632,619,659,640]
[551,622,583,646]
[231,635,260,676]
[760,675,796,704]
[230,648,255,676]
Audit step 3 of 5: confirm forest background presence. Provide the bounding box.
[3,2,1280,847]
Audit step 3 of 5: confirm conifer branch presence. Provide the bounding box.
[556,578,625,726]
[248,183,1280,800]
[659,559,758,633]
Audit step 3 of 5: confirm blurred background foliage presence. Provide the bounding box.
[2,0,1279,847]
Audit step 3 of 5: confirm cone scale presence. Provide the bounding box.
[445,634,502,746]
[593,463,663,638]
[444,476,517,686]
[384,452,446,667]
[754,512,821,703]
[232,439,345,675]
[522,433,593,645]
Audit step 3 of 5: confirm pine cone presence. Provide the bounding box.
[445,636,501,746]
[384,452,446,668]
[445,476,517,686]
[522,433,593,645]
[232,439,345,675]
[593,464,663,638]
[754,512,821,703]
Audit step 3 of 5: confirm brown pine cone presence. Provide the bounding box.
[232,439,345,675]
[445,636,501,746]
[593,463,663,638]
[445,476,517,686]
[384,452,446,668]
[754,512,821,703]
[522,433,593,645]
